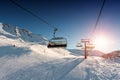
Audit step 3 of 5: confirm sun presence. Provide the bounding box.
[92,34,110,51]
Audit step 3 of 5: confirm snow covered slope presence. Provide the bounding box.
[1,55,120,80]
[0,23,47,44]
[69,49,104,56]
[102,50,120,63]
[89,50,104,56]
[0,22,71,57]
[0,22,120,80]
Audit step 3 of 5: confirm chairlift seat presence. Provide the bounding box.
[47,37,67,48]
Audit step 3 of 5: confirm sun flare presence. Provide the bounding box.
[93,34,110,51]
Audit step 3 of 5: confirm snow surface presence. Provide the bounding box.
[102,50,120,63]
[68,49,104,57]
[0,23,120,80]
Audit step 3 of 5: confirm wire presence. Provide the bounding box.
[93,0,106,34]
[9,0,55,28]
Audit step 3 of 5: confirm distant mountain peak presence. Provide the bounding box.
[0,22,48,44]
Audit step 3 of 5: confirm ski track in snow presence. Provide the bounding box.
[1,55,120,80]
[2,57,83,80]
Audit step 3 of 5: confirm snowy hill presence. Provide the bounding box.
[0,22,120,80]
[0,23,47,44]
[88,50,104,56]
[68,49,84,56]
[0,22,71,57]
[68,49,104,56]
[102,50,120,63]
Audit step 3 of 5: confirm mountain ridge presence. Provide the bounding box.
[0,23,48,44]
[102,50,120,63]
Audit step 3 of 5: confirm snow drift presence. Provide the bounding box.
[102,50,120,63]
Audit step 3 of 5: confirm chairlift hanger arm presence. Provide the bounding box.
[53,27,58,38]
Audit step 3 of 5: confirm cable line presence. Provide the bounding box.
[9,0,67,48]
[9,0,55,28]
[76,0,107,57]
[93,0,106,34]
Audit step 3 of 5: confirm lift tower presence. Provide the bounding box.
[81,39,90,59]
[77,39,94,59]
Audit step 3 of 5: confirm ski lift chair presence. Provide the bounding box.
[47,37,67,48]
[76,43,83,47]
[86,43,95,50]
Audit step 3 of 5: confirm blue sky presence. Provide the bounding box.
[0,0,120,52]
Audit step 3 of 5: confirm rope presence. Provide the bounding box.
[9,0,55,28]
[93,0,106,34]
